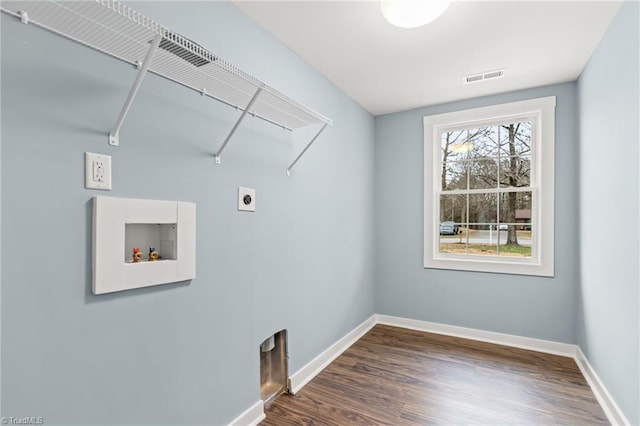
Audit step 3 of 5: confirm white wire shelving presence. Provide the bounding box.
[1,0,333,175]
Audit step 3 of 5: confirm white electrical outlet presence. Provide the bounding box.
[238,187,255,212]
[93,160,105,182]
[85,152,112,190]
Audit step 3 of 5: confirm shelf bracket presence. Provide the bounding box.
[286,123,329,176]
[108,33,163,146]
[214,87,263,164]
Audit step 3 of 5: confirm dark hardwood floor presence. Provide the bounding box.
[261,325,608,425]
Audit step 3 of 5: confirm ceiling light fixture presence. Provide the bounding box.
[381,0,450,29]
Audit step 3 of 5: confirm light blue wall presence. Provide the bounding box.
[0,2,375,424]
[374,83,580,344]
[577,2,639,424]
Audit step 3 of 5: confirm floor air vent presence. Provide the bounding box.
[463,68,505,84]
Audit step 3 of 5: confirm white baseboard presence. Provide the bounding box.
[288,314,377,394]
[376,314,577,357]
[228,400,265,426]
[575,347,630,426]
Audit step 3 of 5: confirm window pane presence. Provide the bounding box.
[441,161,468,191]
[498,191,532,224]
[439,194,466,224]
[470,126,499,158]
[449,225,499,256]
[469,193,497,225]
[469,158,498,189]
[439,237,467,255]
[497,191,532,257]
[500,155,531,188]
[466,192,499,257]
[441,130,470,162]
[498,223,532,257]
[499,122,532,158]
[468,240,499,256]
[439,194,467,255]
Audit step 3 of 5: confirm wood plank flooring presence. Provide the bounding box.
[261,325,608,425]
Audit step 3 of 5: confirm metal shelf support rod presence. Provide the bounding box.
[286,122,329,176]
[108,33,163,146]
[214,87,263,164]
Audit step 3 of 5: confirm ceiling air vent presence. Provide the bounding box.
[463,69,505,85]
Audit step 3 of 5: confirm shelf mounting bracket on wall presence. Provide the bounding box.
[108,33,163,146]
[286,123,329,176]
[214,87,263,164]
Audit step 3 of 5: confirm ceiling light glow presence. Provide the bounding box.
[381,0,451,29]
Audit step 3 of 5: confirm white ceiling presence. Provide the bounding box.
[234,1,623,116]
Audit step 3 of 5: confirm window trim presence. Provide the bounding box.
[423,96,555,277]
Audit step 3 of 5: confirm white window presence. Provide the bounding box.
[423,97,555,276]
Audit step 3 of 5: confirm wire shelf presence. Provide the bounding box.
[0,0,333,130]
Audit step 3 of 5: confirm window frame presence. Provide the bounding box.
[423,96,555,277]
